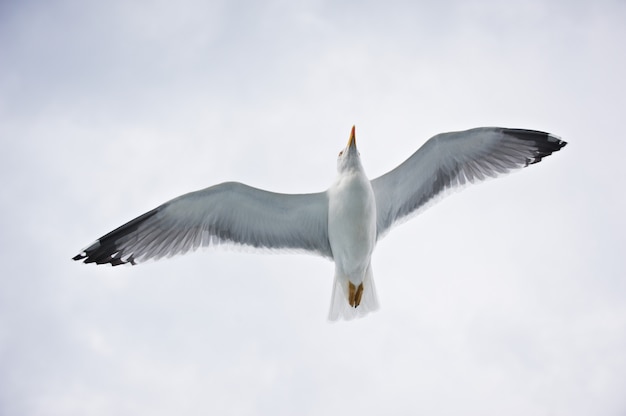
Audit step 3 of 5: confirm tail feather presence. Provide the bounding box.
[328,264,379,321]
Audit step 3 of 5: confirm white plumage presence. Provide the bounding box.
[74,126,566,320]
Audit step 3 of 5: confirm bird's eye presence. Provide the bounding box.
[338,150,343,157]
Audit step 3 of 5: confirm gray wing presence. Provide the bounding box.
[371,127,567,239]
[73,182,332,266]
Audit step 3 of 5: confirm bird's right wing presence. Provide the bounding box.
[73,182,332,266]
[371,127,567,239]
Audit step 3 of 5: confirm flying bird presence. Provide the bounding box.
[73,126,566,320]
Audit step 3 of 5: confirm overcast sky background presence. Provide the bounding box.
[1,0,625,415]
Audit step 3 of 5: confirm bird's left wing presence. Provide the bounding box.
[73,182,332,266]
[371,127,567,239]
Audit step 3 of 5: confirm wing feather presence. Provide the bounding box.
[73,182,332,265]
[371,127,566,239]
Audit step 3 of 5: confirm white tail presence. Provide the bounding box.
[328,264,379,321]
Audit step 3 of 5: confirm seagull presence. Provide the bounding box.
[73,126,566,320]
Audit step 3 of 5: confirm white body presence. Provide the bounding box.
[327,161,379,320]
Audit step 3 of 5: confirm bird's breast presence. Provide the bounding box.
[327,172,376,276]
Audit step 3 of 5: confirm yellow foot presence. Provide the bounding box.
[355,283,364,306]
[348,282,364,308]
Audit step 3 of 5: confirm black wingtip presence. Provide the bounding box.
[503,128,567,166]
[72,207,160,267]
[72,241,137,267]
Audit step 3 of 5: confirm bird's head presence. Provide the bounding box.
[337,125,362,172]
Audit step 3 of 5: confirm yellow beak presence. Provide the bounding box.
[347,125,356,148]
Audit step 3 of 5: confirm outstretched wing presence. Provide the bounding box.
[73,182,332,266]
[371,127,567,239]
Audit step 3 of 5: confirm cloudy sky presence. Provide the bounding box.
[1,0,625,414]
